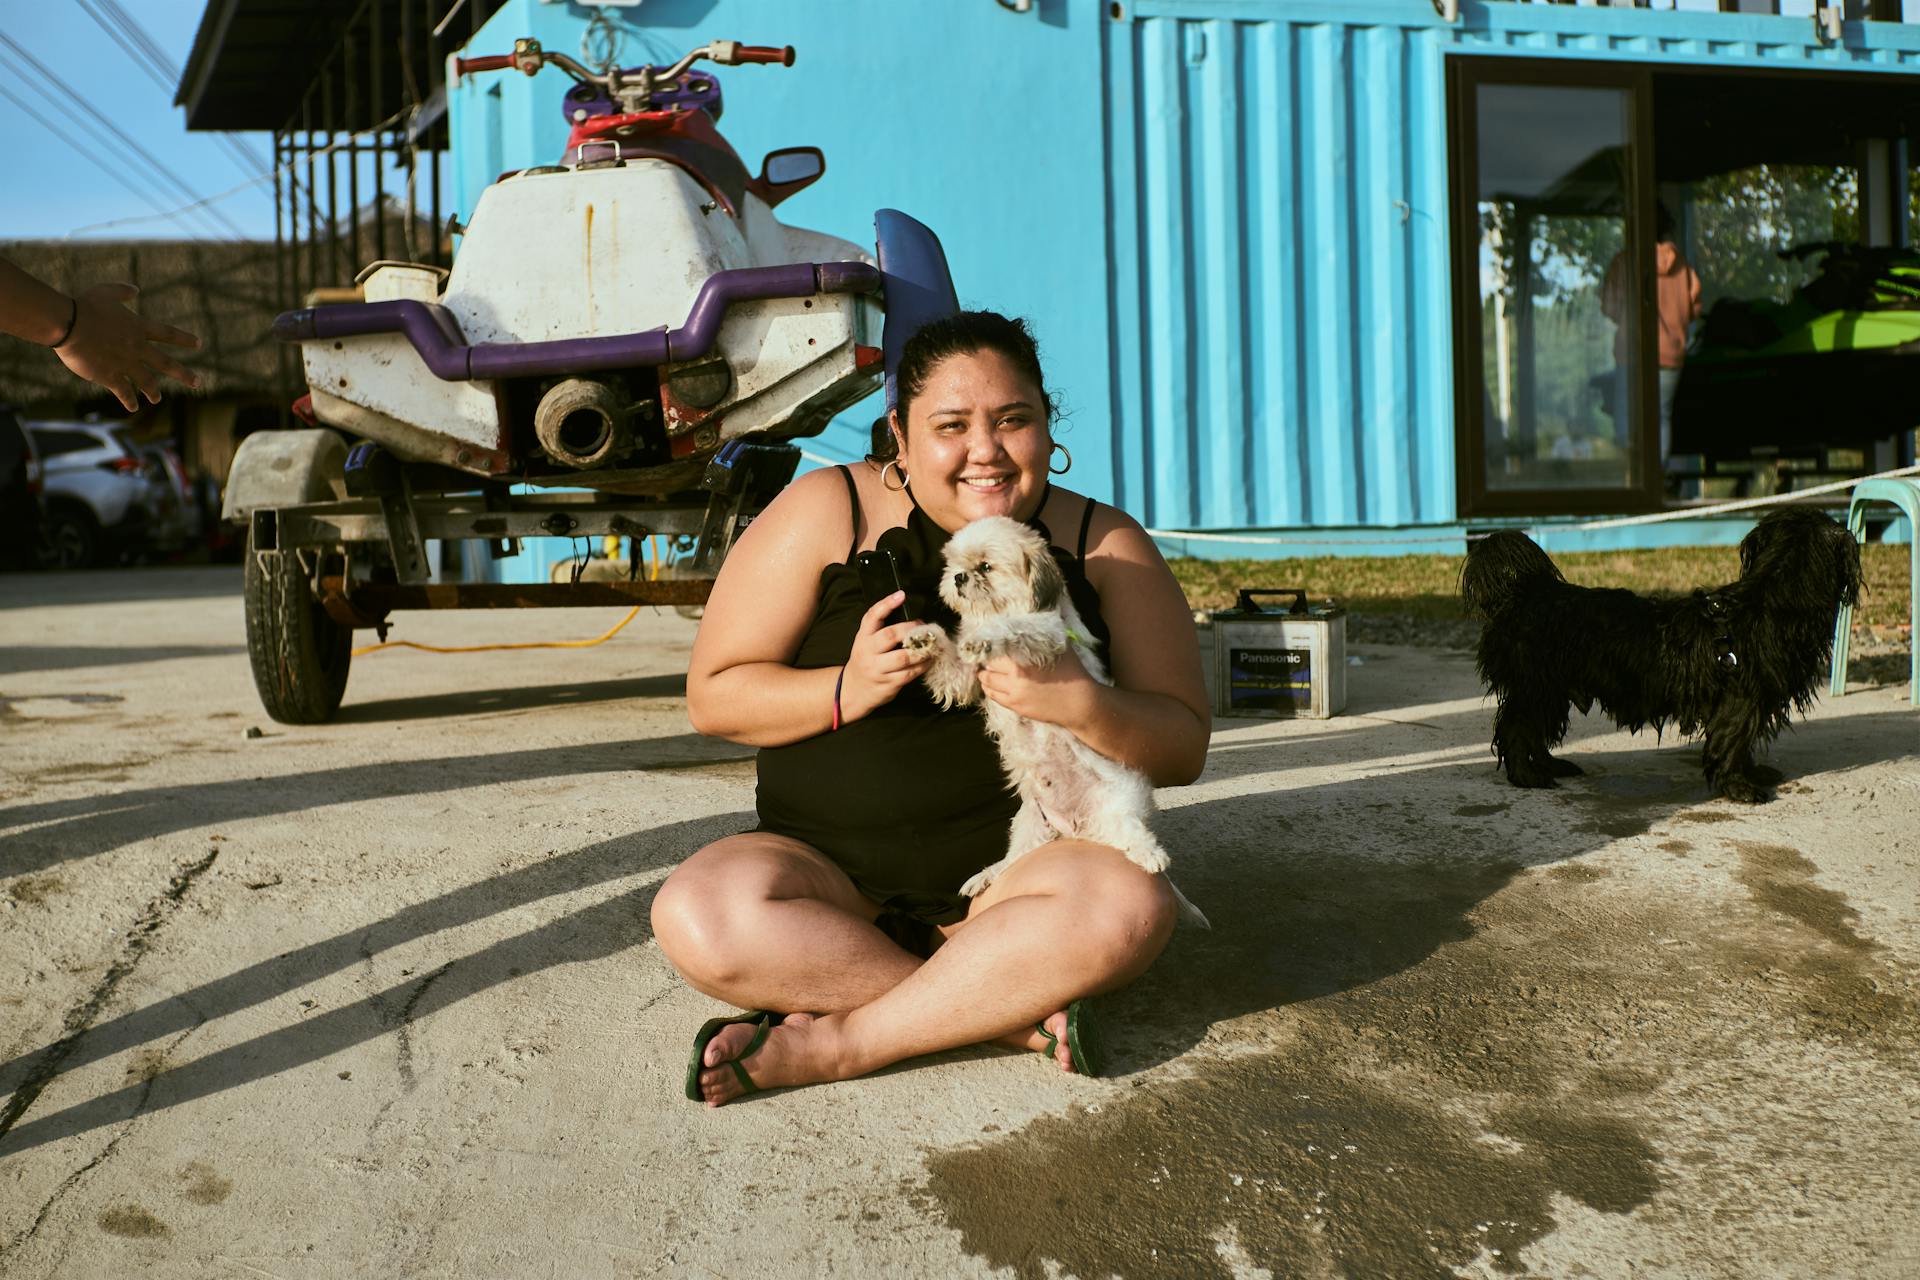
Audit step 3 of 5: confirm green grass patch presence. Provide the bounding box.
[1168,543,1913,634]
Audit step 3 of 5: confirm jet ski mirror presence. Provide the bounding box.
[758,147,825,206]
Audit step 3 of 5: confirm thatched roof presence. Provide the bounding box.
[0,237,287,404]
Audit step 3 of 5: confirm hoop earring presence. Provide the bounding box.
[1049,443,1073,476]
[881,460,909,492]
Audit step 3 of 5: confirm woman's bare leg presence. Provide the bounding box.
[694,839,1177,1105]
[650,833,1063,1067]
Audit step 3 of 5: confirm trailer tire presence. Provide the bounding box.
[244,540,352,724]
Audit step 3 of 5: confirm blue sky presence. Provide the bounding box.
[0,0,278,242]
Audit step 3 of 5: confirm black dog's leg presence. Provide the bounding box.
[1492,692,1580,789]
[1702,703,1771,803]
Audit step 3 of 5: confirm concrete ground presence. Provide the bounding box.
[1,565,1917,1279]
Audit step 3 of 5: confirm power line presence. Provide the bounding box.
[72,0,273,183]
[0,30,247,240]
[0,80,221,241]
[73,0,173,90]
[97,0,180,80]
[65,104,419,240]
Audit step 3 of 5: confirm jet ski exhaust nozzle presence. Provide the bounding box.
[534,378,630,468]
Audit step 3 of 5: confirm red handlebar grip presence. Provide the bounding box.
[454,54,516,75]
[737,45,796,66]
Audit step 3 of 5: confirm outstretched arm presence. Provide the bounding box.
[0,257,201,411]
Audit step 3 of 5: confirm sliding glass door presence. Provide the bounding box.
[1451,59,1660,517]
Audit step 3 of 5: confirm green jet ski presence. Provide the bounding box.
[1672,241,1920,456]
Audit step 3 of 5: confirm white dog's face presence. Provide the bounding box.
[938,516,1065,619]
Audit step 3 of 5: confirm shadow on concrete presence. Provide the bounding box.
[0,811,748,1156]
[0,704,1910,1154]
[0,644,245,676]
[1113,706,1920,1074]
[0,734,750,877]
[1107,705,1920,1075]
[331,674,687,724]
[0,566,240,609]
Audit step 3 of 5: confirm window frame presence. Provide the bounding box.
[1448,55,1664,519]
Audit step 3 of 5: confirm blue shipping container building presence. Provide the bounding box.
[450,0,1920,570]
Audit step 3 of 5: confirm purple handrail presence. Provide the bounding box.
[272,260,881,382]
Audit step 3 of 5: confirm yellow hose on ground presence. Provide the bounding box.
[351,538,657,657]
[351,605,642,657]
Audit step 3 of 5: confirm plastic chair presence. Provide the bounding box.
[1829,477,1920,707]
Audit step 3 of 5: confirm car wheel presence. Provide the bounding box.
[243,538,353,724]
[43,506,100,570]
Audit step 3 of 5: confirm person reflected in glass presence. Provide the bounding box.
[1601,205,1702,473]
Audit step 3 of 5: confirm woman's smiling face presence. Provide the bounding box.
[894,347,1052,531]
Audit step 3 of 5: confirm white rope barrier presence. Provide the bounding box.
[1562,463,1920,531]
[1143,461,1920,549]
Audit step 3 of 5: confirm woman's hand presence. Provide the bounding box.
[837,592,933,723]
[977,648,1101,730]
[55,283,201,411]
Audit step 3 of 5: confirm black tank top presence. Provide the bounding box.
[754,468,1110,926]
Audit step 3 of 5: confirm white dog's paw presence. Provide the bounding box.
[1125,842,1171,875]
[959,862,1005,898]
[956,633,998,667]
[901,623,948,657]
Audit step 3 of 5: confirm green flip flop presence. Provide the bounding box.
[684,1010,779,1102]
[1034,998,1104,1077]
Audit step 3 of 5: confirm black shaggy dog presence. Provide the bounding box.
[1461,507,1861,803]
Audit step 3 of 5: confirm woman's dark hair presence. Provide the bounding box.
[866,310,1060,464]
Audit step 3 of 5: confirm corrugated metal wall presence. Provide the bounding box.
[1105,6,1456,532]
[1104,0,1920,537]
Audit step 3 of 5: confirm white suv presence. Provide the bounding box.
[27,421,177,569]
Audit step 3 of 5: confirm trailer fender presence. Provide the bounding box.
[222,429,348,522]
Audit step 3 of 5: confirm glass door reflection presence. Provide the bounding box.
[1477,83,1641,493]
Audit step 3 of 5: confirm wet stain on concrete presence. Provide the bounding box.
[1560,785,1675,840]
[27,757,151,783]
[1452,802,1511,818]
[919,827,1920,1277]
[97,1205,168,1238]
[1572,812,1656,839]
[1722,840,1918,1058]
[919,855,1668,1278]
[7,874,63,904]
[922,1053,1659,1280]
[1731,842,1871,952]
[179,1161,232,1205]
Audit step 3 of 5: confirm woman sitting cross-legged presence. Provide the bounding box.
[652,310,1210,1107]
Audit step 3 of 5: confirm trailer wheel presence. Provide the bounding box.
[244,539,352,724]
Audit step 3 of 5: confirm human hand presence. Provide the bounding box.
[978,647,1100,729]
[55,283,202,411]
[837,592,933,723]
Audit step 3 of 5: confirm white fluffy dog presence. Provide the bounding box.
[904,516,1208,928]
